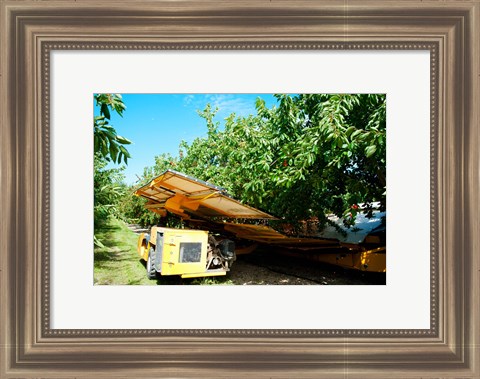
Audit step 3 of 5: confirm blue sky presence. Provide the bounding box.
[98,94,278,185]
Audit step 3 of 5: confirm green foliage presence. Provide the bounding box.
[190,277,234,285]
[179,94,385,227]
[93,93,133,230]
[118,186,185,228]
[117,152,183,227]
[94,153,127,227]
[126,94,386,230]
[117,187,162,227]
[94,94,132,164]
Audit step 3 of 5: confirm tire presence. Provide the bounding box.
[146,247,157,279]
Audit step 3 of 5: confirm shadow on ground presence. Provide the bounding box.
[239,249,386,285]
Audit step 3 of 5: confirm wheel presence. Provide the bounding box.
[146,246,157,279]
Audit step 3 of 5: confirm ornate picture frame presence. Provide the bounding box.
[1,1,478,377]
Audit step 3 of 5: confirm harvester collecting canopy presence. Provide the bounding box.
[134,169,386,279]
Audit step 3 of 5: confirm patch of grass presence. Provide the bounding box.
[94,217,155,285]
[189,277,234,285]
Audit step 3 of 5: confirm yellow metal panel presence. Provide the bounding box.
[306,249,386,272]
[163,175,211,193]
[134,170,275,220]
[224,223,289,241]
[224,223,338,246]
[149,226,158,245]
[137,233,149,261]
[358,249,386,272]
[200,196,273,218]
[160,229,209,276]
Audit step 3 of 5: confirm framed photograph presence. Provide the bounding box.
[1,1,478,378]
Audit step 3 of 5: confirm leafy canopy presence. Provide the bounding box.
[94,94,132,164]
[130,94,386,229]
[93,94,131,238]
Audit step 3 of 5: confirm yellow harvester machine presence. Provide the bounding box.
[134,169,386,279]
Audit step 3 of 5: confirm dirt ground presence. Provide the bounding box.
[229,249,385,285]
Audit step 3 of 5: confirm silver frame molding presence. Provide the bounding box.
[1,1,479,378]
